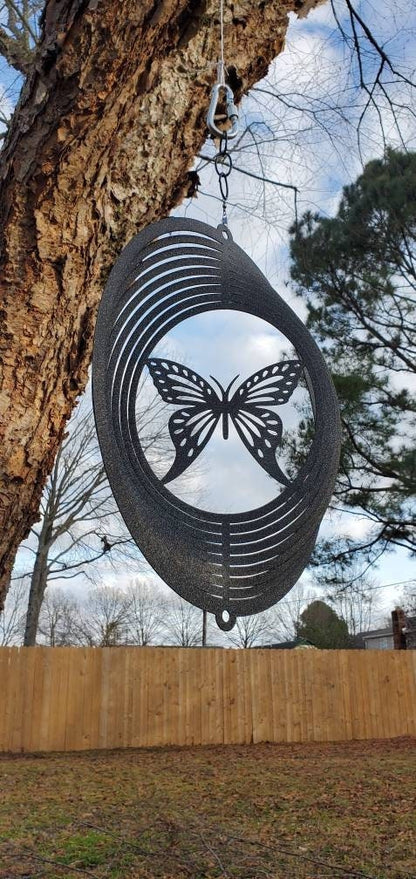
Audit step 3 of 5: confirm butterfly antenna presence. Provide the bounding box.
[210,374,240,401]
[209,376,225,398]
[225,374,240,399]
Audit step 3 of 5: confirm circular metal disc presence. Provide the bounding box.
[92,218,341,630]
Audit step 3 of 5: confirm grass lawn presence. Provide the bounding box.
[0,738,415,879]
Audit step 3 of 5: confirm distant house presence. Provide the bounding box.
[356,613,416,650]
[359,627,394,650]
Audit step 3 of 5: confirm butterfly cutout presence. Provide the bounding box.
[146,357,303,485]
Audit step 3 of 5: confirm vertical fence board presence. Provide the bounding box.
[338,651,353,742]
[311,651,323,741]
[241,650,253,744]
[147,647,161,747]
[193,647,203,746]
[9,648,25,753]
[0,650,10,749]
[349,651,365,740]
[291,652,303,742]
[140,647,150,748]
[379,652,392,739]
[203,648,218,745]
[214,649,224,745]
[97,648,109,749]
[378,650,391,739]
[176,649,185,747]
[89,648,103,750]
[403,653,416,736]
[129,649,143,748]
[258,649,273,742]
[28,649,45,752]
[363,651,375,739]
[168,648,181,746]
[295,651,307,742]
[222,649,230,745]
[227,651,240,744]
[38,649,53,751]
[185,649,195,746]
[65,649,82,750]
[20,648,36,752]
[251,650,262,743]
[268,651,284,742]
[384,652,401,739]
[0,647,415,752]
[132,648,143,746]
[326,651,343,741]
[398,651,410,736]
[47,647,69,752]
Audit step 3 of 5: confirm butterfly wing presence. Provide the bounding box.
[147,358,222,407]
[234,360,303,408]
[146,358,221,483]
[163,404,219,483]
[230,360,303,485]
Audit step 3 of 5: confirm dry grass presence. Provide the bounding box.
[0,738,415,879]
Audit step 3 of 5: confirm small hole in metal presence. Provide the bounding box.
[222,609,230,623]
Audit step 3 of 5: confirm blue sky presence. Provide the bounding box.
[171,0,416,606]
[6,0,416,625]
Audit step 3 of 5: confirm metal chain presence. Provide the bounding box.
[205,0,238,226]
[214,132,233,225]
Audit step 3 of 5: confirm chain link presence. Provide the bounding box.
[214,133,233,225]
[205,0,238,226]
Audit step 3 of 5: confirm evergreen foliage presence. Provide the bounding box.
[296,600,350,649]
[289,148,416,571]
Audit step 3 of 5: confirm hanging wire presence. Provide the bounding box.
[205,0,239,225]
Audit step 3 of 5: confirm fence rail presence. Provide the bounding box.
[0,647,415,753]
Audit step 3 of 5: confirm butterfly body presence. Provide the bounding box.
[147,357,303,485]
[207,375,240,440]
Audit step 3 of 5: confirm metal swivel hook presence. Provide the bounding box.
[207,82,239,140]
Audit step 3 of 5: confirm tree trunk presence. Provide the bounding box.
[23,542,50,645]
[0,0,321,608]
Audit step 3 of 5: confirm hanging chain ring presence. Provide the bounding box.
[213,132,233,224]
[214,152,232,176]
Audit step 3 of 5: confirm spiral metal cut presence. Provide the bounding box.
[92,218,341,631]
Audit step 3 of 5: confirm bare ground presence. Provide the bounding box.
[0,738,415,879]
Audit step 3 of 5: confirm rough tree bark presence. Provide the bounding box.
[0,0,321,608]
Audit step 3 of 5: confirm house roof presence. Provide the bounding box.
[360,627,393,640]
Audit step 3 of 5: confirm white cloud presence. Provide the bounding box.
[13,0,415,607]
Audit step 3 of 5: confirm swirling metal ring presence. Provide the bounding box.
[92,218,341,631]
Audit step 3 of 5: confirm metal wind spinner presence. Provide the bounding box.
[92,217,341,630]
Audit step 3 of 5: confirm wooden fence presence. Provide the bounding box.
[0,647,415,753]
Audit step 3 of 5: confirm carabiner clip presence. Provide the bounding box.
[207,83,239,140]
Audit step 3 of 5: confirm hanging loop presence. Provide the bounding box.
[207,82,239,139]
[214,152,232,176]
[218,173,229,202]
[213,132,232,226]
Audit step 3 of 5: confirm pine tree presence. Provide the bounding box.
[296,600,350,649]
[289,149,416,571]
